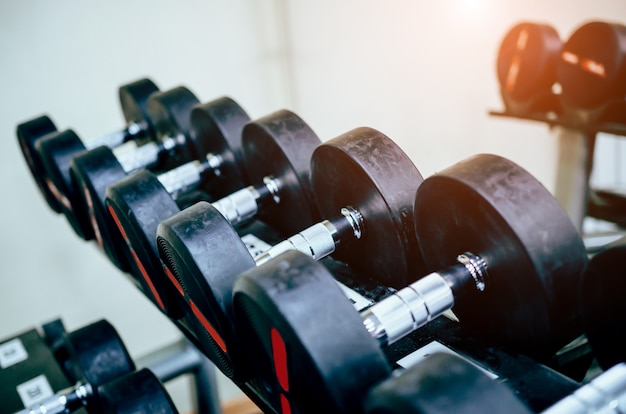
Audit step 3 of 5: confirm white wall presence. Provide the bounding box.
[1,1,626,412]
[0,0,287,410]
[282,0,626,190]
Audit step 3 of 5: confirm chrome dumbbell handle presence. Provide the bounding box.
[254,206,363,266]
[15,383,91,414]
[543,363,626,414]
[362,252,488,346]
[113,140,160,173]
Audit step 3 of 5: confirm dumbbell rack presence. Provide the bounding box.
[0,318,220,414]
[206,247,590,413]
[12,86,626,413]
[9,137,607,414]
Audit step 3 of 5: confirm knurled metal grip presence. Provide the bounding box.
[113,140,159,173]
[255,221,338,266]
[85,129,126,151]
[213,186,260,227]
[543,363,626,414]
[157,161,203,198]
[361,272,454,346]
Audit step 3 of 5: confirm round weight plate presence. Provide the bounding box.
[118,78,160,133]
[16,115,61,212]
[70,147,132,272]
[311,127,424,288]
[233,251,391,414]
[156,201,256,380]
[414,154,587,359]
[242,110,321,235]
[106,170,185,319]
[36,130,94,240]
[496,22,561,102]
[146,87,200,169]
[65,320,135,389]
[189,97,250,198]
[364,353,531,414]
[98,369,178,414]
[558,21,626,110]
[580,245,626,370]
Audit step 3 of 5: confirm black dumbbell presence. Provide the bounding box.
[496,22,562,114]
[15,319,135,414]
[364,352,626,414]
[580,244,626,370]
[106,109,320,321]
[96,369,179,414]
[17,368,177,414]
[16,78,159,214]
[67,87,201,271]
[156,128,420,380]
[47,86,199,243]
[365,353,529,414]
[231,154,587,413]
[557,21,626,121]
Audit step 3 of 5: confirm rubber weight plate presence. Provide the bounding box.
[71,146,132,272]
[157,202,256,380]
[36,130,93,239]
[242,110,321,235]
[580,245,626,370]
[97,369,179,414]
[558,21,626,110]
[146,86,200,169]
[189,97,251,198]
[233,251,390,414]
[106,170,184,318]
[65,320,135,391]
[414,154,587,359]
[311,127,424,288]
[16,115,61,212]
[117,78,160,135]
[496,22,562,103]
[364,353,531,414]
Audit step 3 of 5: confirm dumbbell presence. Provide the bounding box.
[67,86,201,271]
[231,153,587,413]
[51,86,199,243]
[156,128,421,379]
[557,21,626,121]
[106,109,320,321]
[16,319,135,414]
[18,368,177,414]
[95,369,179,414]
[496,22,562,114]
[579,245,626,370]
[16,78,159,214]
[364,352,626,414]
